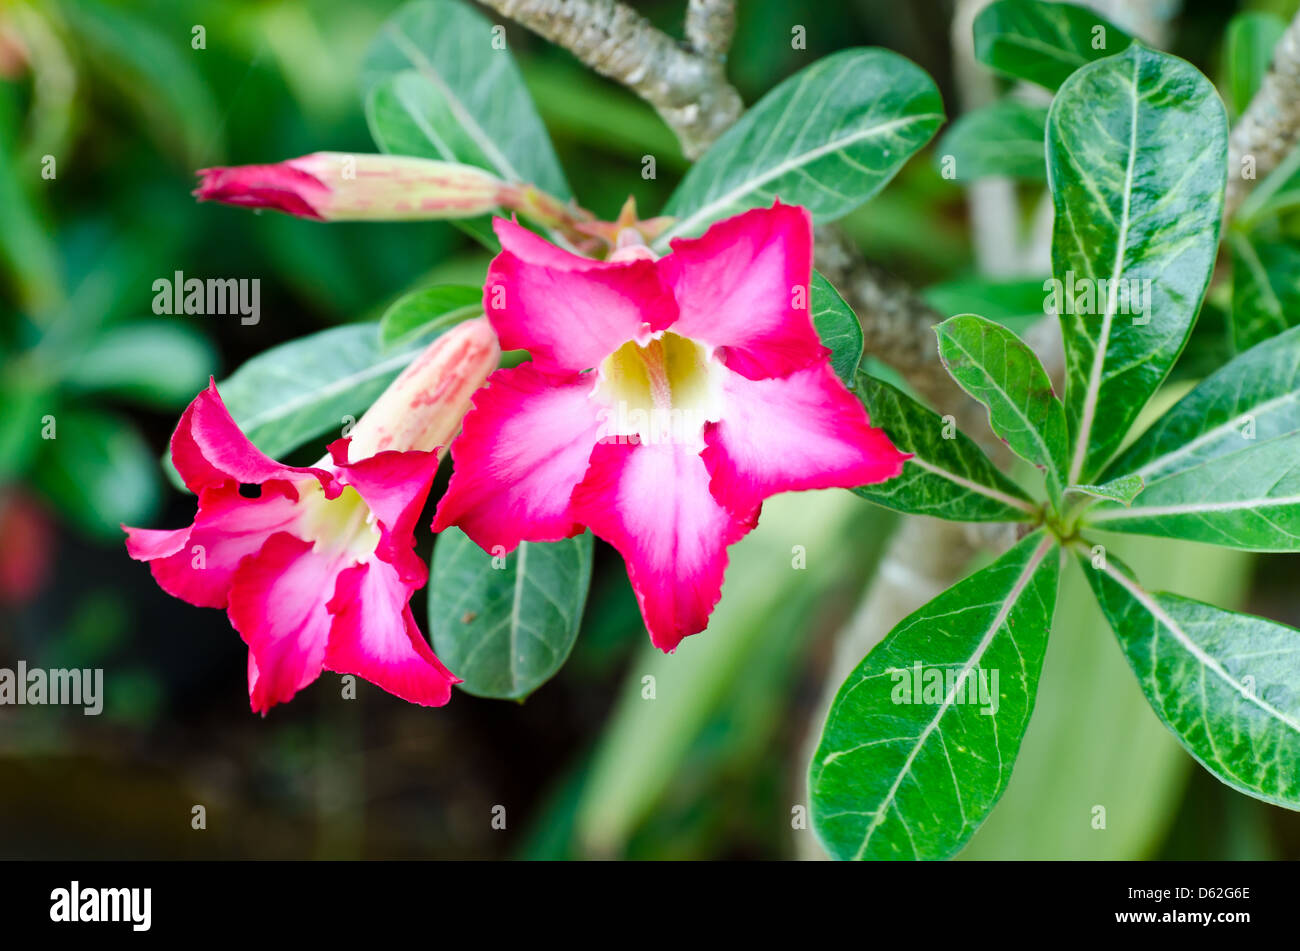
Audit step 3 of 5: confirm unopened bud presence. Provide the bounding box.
[194,152,506,221]
[345,317,499,458]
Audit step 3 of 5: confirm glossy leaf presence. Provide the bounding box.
[810,532,1060,860]
[1102,325,1300,483]
[363,0,569,226]
[936,314,1067,501]
[1088,325,1300,550]
[1086,431,1300,551]
[1048,45,1226,484]
[429,528,593,699]
[657,48,943,244]
[1082,551,1300,810]
[936,99,1048,181]
[852,374,1038,522]
[811,271,864,384]
[378,284,482,351]
[1069,474,1144,506]
[1230,232,1300,353]
[973,0,1133,91]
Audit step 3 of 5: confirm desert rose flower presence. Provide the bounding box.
[124,318,500,712]
[194,152,506,221]
[433,202,909,651]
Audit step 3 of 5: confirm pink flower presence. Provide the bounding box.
[194,152,506,221]
[125,319,500,713]
[434,202,909,651]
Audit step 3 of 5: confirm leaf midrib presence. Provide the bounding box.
[657,112,942,245]
[1093,550,1300,735]
[943,330,1062,487]
[383,23,522,183]
[1066,55,1141,484]
[1127,390,1300,482]
[233,347,415,436]
[844,535,1053,859]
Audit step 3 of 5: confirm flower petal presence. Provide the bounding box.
[228,532,340,713]
[175,379,334,495]
[194,161,329,219]
[433,364,604,552]
[325,558,458,707]
[703,361,909,514]
[125,482,304,609]
[485,219,677,373]
[659,202,824,379]
[570,441,755,652]
[327,439,440,561]
[495,216,603,271]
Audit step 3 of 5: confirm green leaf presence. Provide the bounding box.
[61,323,216,408]
[216,323,417,460]
[378,284,482,351]
[429,528,593,699]
[1081,550,1300,810]
[852,374,1038,522]
[810,532,1060,860]
[1047,45,1227,484]
[657,48,943,244]
[1102,325,1300,483]
[1088,325,1300,550]
[811,271,864,384]
[36,408,158,538]
[362,0,570,201]
[963,534,1252,860]
[936,99,1048,181]
[1085,431,1300,551]
[973,0,1133,91]
[936,314,1067,502]
[1068,473,1144,506]
[1223,11,1286,118]
[1229,232,1300,353]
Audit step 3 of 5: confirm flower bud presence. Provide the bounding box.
[345,317,500,459]
[194,152,506,221]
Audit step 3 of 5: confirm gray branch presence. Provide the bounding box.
[814,225,989,433]
[1225,9,1300,221]
[478,0,742,158]
[685,0,736,64]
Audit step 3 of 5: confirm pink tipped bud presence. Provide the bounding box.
[194,152,506,221]
[345,317,500,459]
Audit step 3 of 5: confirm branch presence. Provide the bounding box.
[478,0,742,158]
[813,225,987,432]
[1225,9,1300,221]
[684,0,736,64]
